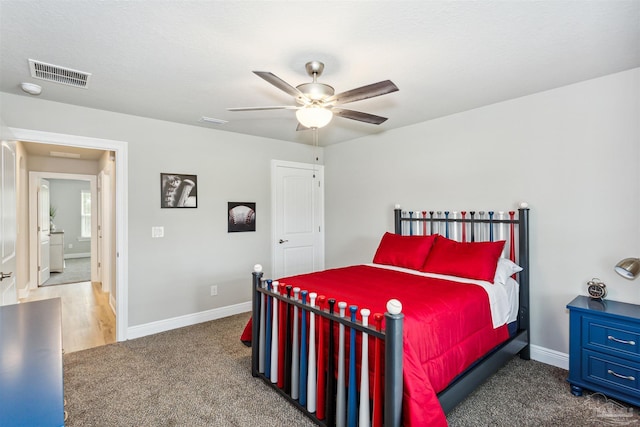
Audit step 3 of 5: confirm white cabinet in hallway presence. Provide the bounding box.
[50,231,64,273]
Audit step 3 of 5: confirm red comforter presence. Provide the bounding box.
[241,265,509,426]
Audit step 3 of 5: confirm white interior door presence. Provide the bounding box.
[0,140,17,305]
[272,160,324,279]
[38,178,51,285]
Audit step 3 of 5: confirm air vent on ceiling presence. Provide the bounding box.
[28,59,92,89]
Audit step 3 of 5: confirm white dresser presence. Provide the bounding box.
[50,231,64,273]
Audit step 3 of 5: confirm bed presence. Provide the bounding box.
[242,205,530,426]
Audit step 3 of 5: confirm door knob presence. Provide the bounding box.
[278,239,289,244]
[0,271,12,281]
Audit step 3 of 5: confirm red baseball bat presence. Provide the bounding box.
[277,285,286,389]
[461,211,467,242]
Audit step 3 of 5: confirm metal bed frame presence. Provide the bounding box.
[250,206,530,425]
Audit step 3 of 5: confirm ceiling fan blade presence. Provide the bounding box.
[227,106,299,111]
[332,108,388,125]
[253,71,309,101]
[325,80,399,105]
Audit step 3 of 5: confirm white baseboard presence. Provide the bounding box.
[530,344,568,370]
[127,301,252,340]
[64,252,90,259]
[17,282,31,299]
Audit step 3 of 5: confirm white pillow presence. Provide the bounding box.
[494,257,523,286]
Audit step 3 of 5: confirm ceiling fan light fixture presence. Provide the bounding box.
[296,106,333,129]
[230,61,397,130]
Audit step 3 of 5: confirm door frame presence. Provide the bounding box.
[10,128,128,342]
[35,177,51,285]
[271,159,325,278]
[98,168,113,298]
[29,172,97,287]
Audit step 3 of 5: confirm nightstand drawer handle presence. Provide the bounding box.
[608,335,636,346]
[607,369,635,381]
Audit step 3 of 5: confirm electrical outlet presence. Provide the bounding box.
[210,285,218,296]
[68,243,73,249]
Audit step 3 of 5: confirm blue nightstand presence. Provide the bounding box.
[567,295,640,406]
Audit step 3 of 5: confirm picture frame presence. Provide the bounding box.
[228,202,256,232]
[161,173,197,208]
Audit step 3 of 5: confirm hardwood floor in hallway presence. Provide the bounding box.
[20,281,116,353]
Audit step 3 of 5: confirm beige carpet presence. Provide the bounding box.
[63,312,639,426]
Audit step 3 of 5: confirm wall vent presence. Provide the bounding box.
[49,151,81,159]
[28,59,92,88]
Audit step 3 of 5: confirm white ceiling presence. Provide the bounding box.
[1,1,638,146]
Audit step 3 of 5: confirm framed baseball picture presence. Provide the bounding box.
[161,173,197,208]
[228,202,256,232]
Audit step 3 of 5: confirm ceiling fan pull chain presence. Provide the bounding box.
[313,129,319,178]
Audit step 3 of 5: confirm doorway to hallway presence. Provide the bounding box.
[11,127,128,342]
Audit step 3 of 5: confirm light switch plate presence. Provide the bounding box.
[151,226,164,238]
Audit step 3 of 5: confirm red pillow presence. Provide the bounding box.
[373,232,438,270]
[420,236,505,283]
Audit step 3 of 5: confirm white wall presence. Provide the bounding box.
[324,68,640,357]
[49,179,91,256]
[28,155,99,176]
[0,93,319,327]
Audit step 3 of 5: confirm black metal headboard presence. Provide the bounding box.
[393,206,530,352]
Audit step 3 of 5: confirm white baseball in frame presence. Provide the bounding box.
[228,202,256,232]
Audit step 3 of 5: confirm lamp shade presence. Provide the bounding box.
[296,106,333,129]
[615,257,640,280]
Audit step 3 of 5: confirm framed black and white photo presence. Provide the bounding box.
[228,202,256,232]
[161,173,197,208]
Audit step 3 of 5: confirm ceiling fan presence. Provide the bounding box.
[228,61,399,130]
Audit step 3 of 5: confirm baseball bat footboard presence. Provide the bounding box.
[251,265,404,427]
